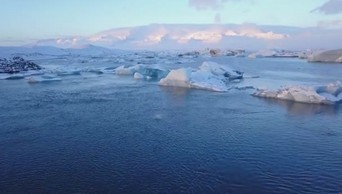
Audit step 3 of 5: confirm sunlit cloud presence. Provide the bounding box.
[312,0,342,14]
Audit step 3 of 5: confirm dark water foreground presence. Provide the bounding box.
[1,56,342,193]
[1,75,341,194]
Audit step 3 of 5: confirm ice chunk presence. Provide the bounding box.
[253,86,327,104]
[159,68,227,92]
[138,67,169,80]
[115,64,169,80]
[134,72,144,80]
[159,68,192,88]
[308,49,342,63]
[253,82,342,104]
[190,71,228,91]
[115,65,142,75]
[159,61,243,92]
[199,61,243,80]
[199,61,228,76]
[315,81,342,96]
[248,49,278,58]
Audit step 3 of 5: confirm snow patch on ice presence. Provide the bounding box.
[159,61,243,92]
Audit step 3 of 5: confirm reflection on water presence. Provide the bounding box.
[259,98,339,116]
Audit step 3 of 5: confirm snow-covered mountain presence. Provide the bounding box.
[32,23,342,50]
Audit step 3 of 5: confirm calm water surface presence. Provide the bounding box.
[0,57,342,193]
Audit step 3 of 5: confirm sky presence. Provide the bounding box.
[0,0,341,45]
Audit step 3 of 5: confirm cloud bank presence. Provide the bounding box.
[313,0,342,14]
[188,0,228,10]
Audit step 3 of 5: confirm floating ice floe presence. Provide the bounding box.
[159,61,243,92]
[27,74,62,83]
[114,64,169,80]
[253,81,342,104]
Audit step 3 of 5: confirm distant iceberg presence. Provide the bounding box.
[308,49,342,63]
[253,82,342,104]
[159,61,243,92]
[248,49,299,58]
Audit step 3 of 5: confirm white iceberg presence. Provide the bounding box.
[159,68,192,88]
[159,61,243,92]
[253,82,342,104]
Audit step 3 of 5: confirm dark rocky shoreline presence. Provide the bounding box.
[0,57,42,74]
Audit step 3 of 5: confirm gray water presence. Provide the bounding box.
[1,56,342,193]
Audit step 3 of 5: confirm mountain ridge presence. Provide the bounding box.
[26,23,342,50]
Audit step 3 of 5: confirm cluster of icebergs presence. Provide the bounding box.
[113,62,244,92]
[253,82,342,105]
[1,54,341,106]
[247,49,300,58]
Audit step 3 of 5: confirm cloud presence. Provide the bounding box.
[214,13,222,23]
[188,0,227,10]
[224,25,289,40]
[312,0,342,14]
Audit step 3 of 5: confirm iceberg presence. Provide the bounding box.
[159,68,192,88]
[253,82,342,104]
[190,70,228,91]
[308,49,342,63]
[115,64,169,80]
[199,61,243,80]
[115,65,141,75]
[133,72,144,80]
[159,61,243,92]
